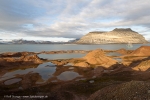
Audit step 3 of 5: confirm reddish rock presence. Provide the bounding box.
[0,52,22,57]
[51,60,68,66]
[74,62,90,67]
[0,52,35,57]
[21,54,42,64]
[132,60,150,71]
[130,46,150,56]
[83,49,117,68]
[116,48,133,55]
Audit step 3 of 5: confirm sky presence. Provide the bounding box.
[0,0,150,41]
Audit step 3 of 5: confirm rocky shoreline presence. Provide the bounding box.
[0,46,150,100]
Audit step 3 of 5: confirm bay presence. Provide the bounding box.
[0,44,150,53]
[38,53,86,59]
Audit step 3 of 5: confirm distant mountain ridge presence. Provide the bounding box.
[0,39,78,44]
[0,28,148,44]
[75,28,148,44]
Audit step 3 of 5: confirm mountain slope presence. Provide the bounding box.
[76,28,148,44]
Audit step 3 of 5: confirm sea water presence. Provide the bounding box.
[0,44,149,53]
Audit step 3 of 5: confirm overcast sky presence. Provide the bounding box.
[0,0,150,40]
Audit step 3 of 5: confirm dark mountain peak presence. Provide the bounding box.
[89,31,106,33]
[87,31,106,35]
[113,28,133,32]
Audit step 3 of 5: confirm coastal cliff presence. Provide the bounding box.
[76,28,148,44]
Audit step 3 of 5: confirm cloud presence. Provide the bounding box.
[0,0,150,39]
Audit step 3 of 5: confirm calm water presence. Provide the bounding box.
[38,53,86,59]
[0,62,56,81]
[0,62,81,85]
[0,44,150,53]
[106,52,122,56]
[57,71,81,81]
[4,78,22,85]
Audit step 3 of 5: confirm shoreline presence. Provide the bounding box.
[0,42,149,45]
[0,46,150,99]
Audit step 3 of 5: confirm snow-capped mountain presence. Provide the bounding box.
[0,38,77,44]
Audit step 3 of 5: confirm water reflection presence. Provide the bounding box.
[51,80,58,82]
[0,62,85,85]
[114,58,122,62]
[0,62,56,81]
[4,78,22,85]
[57,71,81,81]
[64,63,73,66]
[68,67,74,70]
[38,53,86,60]
[106,52,122,56]
[75,78,86,81]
